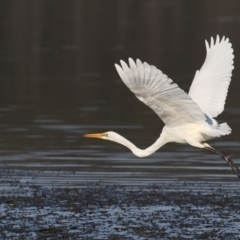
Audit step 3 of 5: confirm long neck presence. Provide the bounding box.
[110,133,167,157]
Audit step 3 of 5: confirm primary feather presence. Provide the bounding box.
[115,58,206,128]
[189,35,234,118]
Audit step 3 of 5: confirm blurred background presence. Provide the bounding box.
[0,0,240,185]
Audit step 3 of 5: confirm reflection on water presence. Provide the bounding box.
[0,1,240,186]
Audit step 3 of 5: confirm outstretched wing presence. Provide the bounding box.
[115,58,206,127]
[189,35,234,118]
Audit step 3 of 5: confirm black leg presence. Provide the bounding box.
[205,146,240,180]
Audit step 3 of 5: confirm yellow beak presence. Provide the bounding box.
[84,133,106,138]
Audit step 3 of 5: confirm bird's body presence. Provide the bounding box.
[85,35,240,179]
[163,124,208,145]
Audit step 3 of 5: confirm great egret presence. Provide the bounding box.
[85,35,240,179]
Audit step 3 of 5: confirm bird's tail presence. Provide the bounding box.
[202,122,231,138]
[218,122,232,136]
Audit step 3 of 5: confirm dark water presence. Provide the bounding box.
[0,0,240,186]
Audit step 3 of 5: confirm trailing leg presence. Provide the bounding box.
[204,143,240,180]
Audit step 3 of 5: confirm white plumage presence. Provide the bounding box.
[115,59,206,127]
[85,36,240,179]
[189,35,234,118]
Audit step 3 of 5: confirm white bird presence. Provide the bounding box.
[85,35,240,179]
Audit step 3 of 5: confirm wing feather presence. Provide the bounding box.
[189,35,234,117]
[115,58,206,127]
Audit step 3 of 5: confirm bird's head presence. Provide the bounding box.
[84,131,140,155]
[84,131,120,142]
